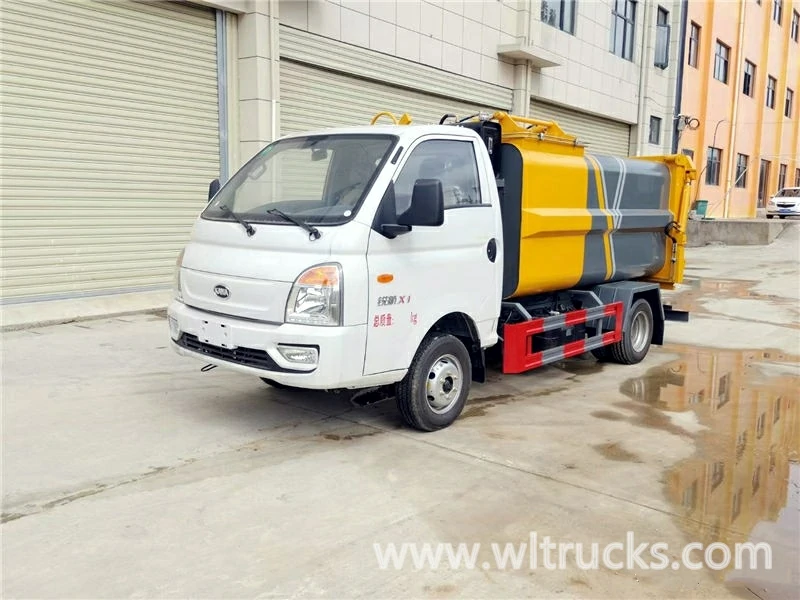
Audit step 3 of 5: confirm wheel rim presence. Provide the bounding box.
[425,353,463,414]
[630,310,651,353]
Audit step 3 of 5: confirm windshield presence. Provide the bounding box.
[203,134,397,226]
[776,188,800,198]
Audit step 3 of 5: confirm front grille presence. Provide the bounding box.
[777,203,796,208]
[177,333,299,372]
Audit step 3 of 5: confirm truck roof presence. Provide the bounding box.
[278,123,481,141]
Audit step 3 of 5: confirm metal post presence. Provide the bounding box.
[215,10,229,183]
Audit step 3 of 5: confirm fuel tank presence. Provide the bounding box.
[492,113,696,299]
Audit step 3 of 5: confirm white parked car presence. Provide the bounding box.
[766,187,800,219]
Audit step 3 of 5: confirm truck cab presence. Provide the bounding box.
[169,119,504,430]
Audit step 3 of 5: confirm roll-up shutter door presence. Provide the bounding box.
[0,0,219,302]
[280,60,499,136]
[530,99,631,156]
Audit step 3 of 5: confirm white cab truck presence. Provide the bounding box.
[168,111,696,431]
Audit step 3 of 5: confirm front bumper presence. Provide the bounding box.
[167,300,406,389]
[767,205,800,216]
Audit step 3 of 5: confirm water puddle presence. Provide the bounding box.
[620,345,799,599]
[667,277,800,328]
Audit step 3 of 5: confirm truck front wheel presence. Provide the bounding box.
[607,298,654,365]
[396,334,472,431]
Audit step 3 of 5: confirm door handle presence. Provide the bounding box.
[487,238,497,262]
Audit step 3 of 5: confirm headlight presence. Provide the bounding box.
[285,264,342,326]
[173,248,185,301]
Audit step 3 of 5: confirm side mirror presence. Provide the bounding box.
[208,178,221,202]
[397,179,444,227]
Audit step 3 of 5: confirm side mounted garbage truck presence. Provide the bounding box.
[168,110,697,431]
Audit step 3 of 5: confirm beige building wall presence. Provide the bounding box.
[210,0,682,169]
[280,0,518,90]
[529,0,641,125]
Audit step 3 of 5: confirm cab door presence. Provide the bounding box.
[363,135,502,376]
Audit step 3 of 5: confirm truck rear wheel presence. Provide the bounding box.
[606,298,653,365]
[396,333,471,431]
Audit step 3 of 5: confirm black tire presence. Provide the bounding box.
[779,215,787,219]
[606,299,654,365]
[396,334,471,432]
[766,215,774,219]
[591,346,611,361]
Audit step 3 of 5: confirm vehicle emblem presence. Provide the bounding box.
[214,285,230,299]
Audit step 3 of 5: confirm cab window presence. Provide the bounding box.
[394,140,483,213]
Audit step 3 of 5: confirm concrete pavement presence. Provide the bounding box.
[2,230,798,599]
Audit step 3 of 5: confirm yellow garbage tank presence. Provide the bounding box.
[491,113,697,299]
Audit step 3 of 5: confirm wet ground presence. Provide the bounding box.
[2,229,799,599]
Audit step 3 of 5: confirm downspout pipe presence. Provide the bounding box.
[215,9,229,182]
[672,0,688,154]
[635,0,651,154]
[723,0,747,218]
[269,0,279,141]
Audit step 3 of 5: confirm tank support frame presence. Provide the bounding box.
[502,301,623,374]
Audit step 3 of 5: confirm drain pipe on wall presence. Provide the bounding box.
[672,0,689,154]
[635,0,653,155]
[215,10,229,182]
[722,0,747,218]
[269,0,279,141]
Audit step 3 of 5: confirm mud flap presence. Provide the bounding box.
[663,304,690,322]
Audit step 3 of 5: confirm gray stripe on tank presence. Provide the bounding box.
[580,158,609,286]
[592,155,617,279]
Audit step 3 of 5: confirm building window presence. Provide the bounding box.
[773,0,783,25]
[706,147,722,185]
[717,372,730,407]
[792,10,799,41]
[682,148,695,159]
[774,396,782,423]
[649,116,662,144]
[779,163,787,189]
[688,22,700,67]
[682,480,697,509]
[732,488,743,521]
[711,462,725,490]
[743,60,756,96]
[757,412,766,439]
[795,168,800,187]
[654,6,670,68]
[611,0,637,61]
[752,465,761,495]
[767,76,777,108]
[541,0,576,34]
[786,88,794,117]
[735,154,748,188]
[713,41,730,83]
[758,159,771,205]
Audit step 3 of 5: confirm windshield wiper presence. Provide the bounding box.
[219,204,255,237]
[267,208,321,240]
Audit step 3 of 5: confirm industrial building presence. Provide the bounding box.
[1,0,685,307]
[677,0,800,218]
